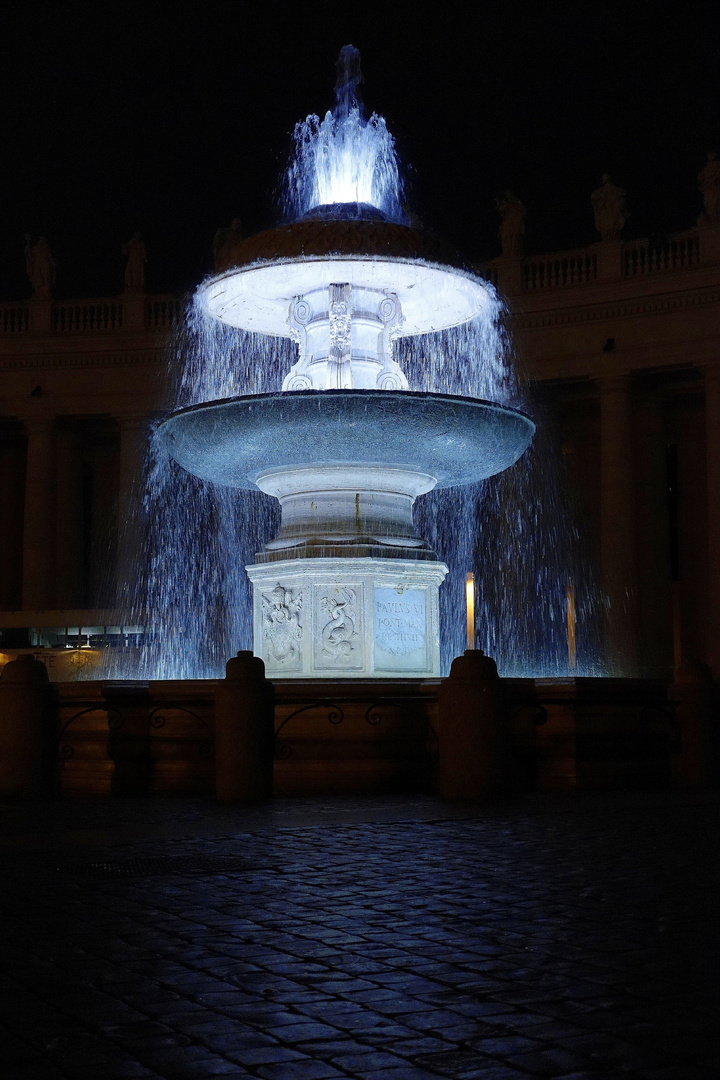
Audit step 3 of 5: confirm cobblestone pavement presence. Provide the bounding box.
[1,792,718,1080]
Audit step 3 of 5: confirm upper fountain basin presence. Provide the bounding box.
[158,390,535,491]
[202,214,493,337]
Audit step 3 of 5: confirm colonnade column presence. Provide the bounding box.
[116,416,149,606]
[599,374,639,671]
[54,425,84,608]
[704,365,720,678]
[21,417,56,611]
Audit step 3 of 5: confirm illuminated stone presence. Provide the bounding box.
[246,558,447,678]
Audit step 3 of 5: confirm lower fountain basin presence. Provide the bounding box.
[158,389,535,490]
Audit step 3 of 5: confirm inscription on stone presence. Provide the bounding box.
[374,587,427,671]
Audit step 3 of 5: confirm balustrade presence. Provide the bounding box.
[0,222,711,338]
[524,251,597,290]
[145,296,183,329]
[0,304,29,333]
[624,232,700,276]
[53,301,123,333]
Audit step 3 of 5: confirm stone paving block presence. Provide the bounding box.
[256,1059,346,1079]
[351,995,421,1016]
[349,1066,450,1079]
[453,1066,553,1079]
[337,1016,422,1039]
[271,1020,346,1043]
[132,1046,238,1078]
[337,1049,418,1072]
[387,1037,457,1054]
[226,1045,307,1066]
[506,1047,598,1076]
[415,1049,496,1076]
[173,1018,256,1038]
[395,1010,482,1038]
[271,990,332,1005]
[474,1034,550,1057]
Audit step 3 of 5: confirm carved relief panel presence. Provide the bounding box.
[260,583,304,671]
[313,583,364,670]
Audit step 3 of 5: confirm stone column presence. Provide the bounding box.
[116,416,148,606]
[21,417,56,611]
[54,425,85,609]
[0,435,25,609]
[88,436,119,607]
[599,374,639,671]
[634,389,672,675]
[704,365,720,678]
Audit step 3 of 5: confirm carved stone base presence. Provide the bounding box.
[246,558,448,678]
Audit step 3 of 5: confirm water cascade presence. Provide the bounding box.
[115,46,603,681]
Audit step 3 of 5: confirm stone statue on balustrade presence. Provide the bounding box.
[698,152,720,225]
[122,233,147,293]
[591,174,627,242]
[213,218,242,272]
[496,190,526,257]
[24,235,55,298]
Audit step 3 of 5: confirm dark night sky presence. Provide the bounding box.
[0,0,718,300]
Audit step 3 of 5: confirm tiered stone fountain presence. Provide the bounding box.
[158,49,534,679]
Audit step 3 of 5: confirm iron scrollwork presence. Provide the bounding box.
[512,704,549,727]
[148,705,214,759]
[57,706,124,760]
[274,700,346,759]
[273,696,436,760]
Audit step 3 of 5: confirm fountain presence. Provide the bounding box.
[157,46,534,678]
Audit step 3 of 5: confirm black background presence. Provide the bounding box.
[1,0,717,299]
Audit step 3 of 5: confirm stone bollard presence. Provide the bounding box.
[0,654,57,799]
[669,659,720,787]
[215,651,275,802]
[437,649,509,800]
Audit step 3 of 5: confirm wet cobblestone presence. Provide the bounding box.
[0,792,718,1078]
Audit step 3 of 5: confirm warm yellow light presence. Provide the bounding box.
[566,582,577,671]
[466,572,475,651]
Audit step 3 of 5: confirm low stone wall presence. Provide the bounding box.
[56,680,216,797]
[2,658,710,800]
[506,677,677,792]
[272,679,440,796]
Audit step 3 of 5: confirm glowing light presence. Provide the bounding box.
[466,572,475,651]
[566,582,576,671]
[286,108,404,219]
[282,47,405,222]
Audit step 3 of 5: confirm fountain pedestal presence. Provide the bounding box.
[246,458,448,677]
[247,557,447,678]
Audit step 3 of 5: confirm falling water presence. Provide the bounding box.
[108,47,606,680]
[109,292,604,679]
[281,45,405,222]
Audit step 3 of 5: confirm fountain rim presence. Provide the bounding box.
[163,386,533,421]
[198,254,494,338]
[158,388,535,491]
